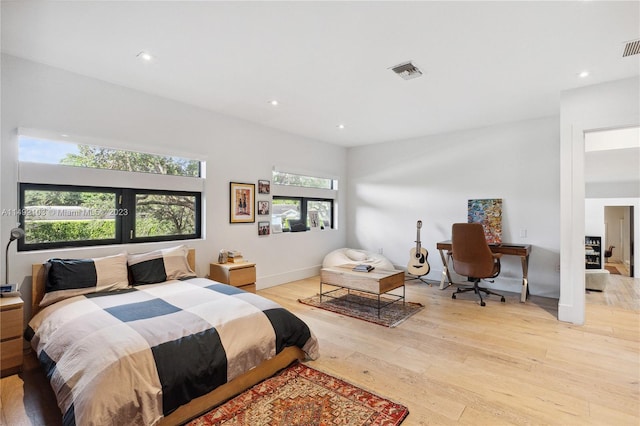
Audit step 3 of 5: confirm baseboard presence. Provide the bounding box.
[257,265,322,290]
[558,302,584,325]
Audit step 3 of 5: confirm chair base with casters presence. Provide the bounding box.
[452,278,506,306]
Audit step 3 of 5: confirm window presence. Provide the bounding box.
[19,136,200,177]
[272,171,336,190]
[272,197,334,231]
[272,197,302,230]
[129,191,200,241]
[18,184,201,251]
[271,169,338,232]
[307,199,332,228]
[16,130,204,251]
[19,185,119,248]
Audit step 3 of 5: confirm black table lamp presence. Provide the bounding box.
[4,227,25,287]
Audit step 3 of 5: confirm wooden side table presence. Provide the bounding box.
[1,296,24,377]
[209,262,256,293]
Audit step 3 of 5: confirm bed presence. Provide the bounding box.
[26,246,319,426]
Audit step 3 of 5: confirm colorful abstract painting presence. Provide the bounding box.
[468,198,502,244]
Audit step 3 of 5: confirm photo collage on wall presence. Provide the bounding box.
[257,179,271,236]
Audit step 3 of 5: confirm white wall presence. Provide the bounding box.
[560,76,640,324]
[1,55,348,320]
[345,116,561,298]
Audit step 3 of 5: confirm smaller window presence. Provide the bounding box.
[272,197,333,231]
[307,199,333,229]
[272,171,336,190]
[272,198,301,230]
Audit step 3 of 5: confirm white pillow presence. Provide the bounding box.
[345,249,368,262]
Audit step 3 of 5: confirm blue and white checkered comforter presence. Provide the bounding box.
[25,278,319,425]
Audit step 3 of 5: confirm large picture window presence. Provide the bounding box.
[16,130,205,251]
[18,184,201,251]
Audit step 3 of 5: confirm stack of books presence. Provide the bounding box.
[227,250,244,263]
[352,264,374,272]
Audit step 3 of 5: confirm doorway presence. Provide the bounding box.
[604,205,634,277]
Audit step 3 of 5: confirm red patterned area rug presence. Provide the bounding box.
[187,362,409,426]
[299,289,423,328]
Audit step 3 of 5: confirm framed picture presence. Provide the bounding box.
[467,198,502,244]
[258,179,270,194]
[258,221,270,236]
[257,200,270,215]
[230,182,255,223]
[309,210,320,231]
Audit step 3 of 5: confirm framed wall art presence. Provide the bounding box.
[257,200,270,215]
[258,179,270,194]
[467,198,502,244]
[230,182,255,223]
[258,221,270,236]
[309,210,320,231]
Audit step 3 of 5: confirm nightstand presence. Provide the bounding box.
[1,296,24,377]
[210,262,256,293]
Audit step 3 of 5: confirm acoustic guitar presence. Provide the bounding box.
[407,220,430,276]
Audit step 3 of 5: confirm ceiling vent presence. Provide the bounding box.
[622,39,640,57]
[390,61,423,80]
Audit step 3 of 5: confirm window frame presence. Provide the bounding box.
[18,183,202,251]
[125,188,202,244]
[272,196,334,231]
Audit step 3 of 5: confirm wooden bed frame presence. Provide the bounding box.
[30,248,305,425]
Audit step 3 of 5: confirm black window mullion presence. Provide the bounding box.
[121,189,135,243]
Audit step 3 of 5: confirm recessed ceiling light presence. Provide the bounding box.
[337,124,345,129]
[137,51,153,62]
[269,100,279,106]
[578,70,590,78]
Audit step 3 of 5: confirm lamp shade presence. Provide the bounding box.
[10,228,25,241]
[5,227,25,285]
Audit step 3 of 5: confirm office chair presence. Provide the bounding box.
[450,223,506,306]
[604,245,615,261]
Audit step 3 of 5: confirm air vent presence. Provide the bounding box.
[623,39,640,57]
[390,61,423,80]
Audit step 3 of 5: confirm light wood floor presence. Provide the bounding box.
[2,275,638,425]
[605,260,631,277]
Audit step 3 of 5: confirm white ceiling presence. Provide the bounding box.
[1,1,639,147]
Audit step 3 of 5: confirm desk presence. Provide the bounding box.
[436,241,532,303]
